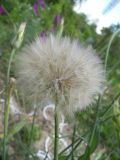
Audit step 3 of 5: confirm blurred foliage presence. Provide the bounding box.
[20,124,41,144]
[0,0,120,159]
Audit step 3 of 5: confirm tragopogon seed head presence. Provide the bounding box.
[16,34,105,114]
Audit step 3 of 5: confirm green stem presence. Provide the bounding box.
[88,96,101,148]
[102,92,120,117]
[29,104,37,147]
[105,28,120,70]
[66,134,87,160]
[3,22,26,160]
[79,96,101,160]
[3,81,14,160]
[3,48,16,160]
[101,113,120,124]
[71,125,76,160]
[7,49,16,84]
[59,134,86,156]
[54,103,59,160]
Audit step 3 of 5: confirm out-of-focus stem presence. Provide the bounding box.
[54,95,59,160]
[3,79,15,160]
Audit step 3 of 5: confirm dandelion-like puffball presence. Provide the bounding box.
[16,35,105,114]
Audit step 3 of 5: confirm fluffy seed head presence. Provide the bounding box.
[16,35,105,114]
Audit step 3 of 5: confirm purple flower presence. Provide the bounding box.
[38,0,45,8]
[33,0,45,15]
[0,6,5,14]
[54,15,61,26]
[40,31,47,41]
[33,2,39,15]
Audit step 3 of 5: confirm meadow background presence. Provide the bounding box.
[0,0,120,160]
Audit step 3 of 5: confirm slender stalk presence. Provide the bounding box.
[101,113,120,124]
[3,48,16,160]
[3,80,14,160]
[54,104,59,160]
[29,103,37,147]
[66,135,85,160]
[59,134,86,155]
[102,92,120,117]
[105,28,120,70]
[79,96,101,159]
[3,22,26,160]
[7,22,26,83]
[88,96,101,148]
[71,125,76,160]
[7,49,16,84]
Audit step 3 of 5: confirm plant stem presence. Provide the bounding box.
[54,101,59,160]
[3,22,26,160]
[105,28,120,70]
[29,103,37,147]
[89,96,101,146]
[7,49,16,84]
[71,125,76,160]
[3,46,16,160]
[59,136,85,156]
[79,96,101,160]
[102,92,120,117]
[3,80,14,160]
[66,137,84,160]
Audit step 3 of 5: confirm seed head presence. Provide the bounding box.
[16,35,105,114]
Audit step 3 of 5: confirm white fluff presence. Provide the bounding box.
[16,34,105,114]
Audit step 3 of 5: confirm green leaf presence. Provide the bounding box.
[58,155,67,160]
[79,128,99,160]
[7,119,27,140]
